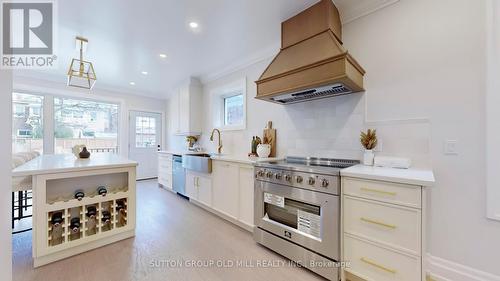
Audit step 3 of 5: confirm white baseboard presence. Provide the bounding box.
[427,254,500,281]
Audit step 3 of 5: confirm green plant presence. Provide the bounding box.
[360,129,377,150]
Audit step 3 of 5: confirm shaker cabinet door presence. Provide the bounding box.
[185,172,197,199]
[238,165,254,227]
[197,175,212,207]
[212,162,239,219]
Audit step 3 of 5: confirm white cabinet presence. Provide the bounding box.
[211,160,255,230]
[238,165,254,227]
[185,171,197,199]
[158,153,173,189]
[212,161,239,219]
[197,176,212,207]
[170,77,202,136]
[186,170,212,207]
[341,177,427,281]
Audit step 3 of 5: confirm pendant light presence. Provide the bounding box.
[67,36,97,90]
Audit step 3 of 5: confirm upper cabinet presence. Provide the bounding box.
[170,77,203,136]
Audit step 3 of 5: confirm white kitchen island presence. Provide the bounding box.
[12,153,138,267]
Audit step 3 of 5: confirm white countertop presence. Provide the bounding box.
[159,150,283,165]
[210,155,283,165]
[341,164,435,186]
[12,153,138,177]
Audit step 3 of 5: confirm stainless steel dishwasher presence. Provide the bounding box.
[172,155,186,196]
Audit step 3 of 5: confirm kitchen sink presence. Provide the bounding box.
[182,154,213,173]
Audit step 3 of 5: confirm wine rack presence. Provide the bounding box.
[33,166,136,267]
[46,194,131,248]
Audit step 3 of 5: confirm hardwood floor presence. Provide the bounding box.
[13,180,325,281]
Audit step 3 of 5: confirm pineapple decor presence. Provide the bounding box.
[360,129,377,166]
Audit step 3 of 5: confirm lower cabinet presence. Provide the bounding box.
[341,177,425,281]
[238,165,254,227]
[212,161,239,219]
[185,171,212,207]
[158,153,173,190]
[186,160,255,231]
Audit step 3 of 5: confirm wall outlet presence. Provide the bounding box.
[444,140,459,155]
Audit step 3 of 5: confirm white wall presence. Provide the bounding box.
[1,70,13,281]
[13,76,168,156]
[166,0,500,277]
[342,0,500,277]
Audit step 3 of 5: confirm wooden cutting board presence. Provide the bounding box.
[263,121,276,157]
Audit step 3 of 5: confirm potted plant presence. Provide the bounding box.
[360,129,378,166]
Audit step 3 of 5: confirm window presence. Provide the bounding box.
[12,93,44,154]
[135,116,156,148]
[211,77,246,131]
[54,97,119,154]
[224,94,244,126]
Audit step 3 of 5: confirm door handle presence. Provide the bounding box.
[360,217,397,229]
[360,257,397,274]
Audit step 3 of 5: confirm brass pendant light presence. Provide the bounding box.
[67,36,97,90]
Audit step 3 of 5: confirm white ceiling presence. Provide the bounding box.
[14,0,397,99]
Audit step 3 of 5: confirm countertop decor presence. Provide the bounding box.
[360,129,377,166]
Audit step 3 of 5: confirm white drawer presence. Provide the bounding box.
[344,235,421,281]
[159,162,172,171]
[159,174,172,188]
[343,196,421,255]
[343,178,421,208]
[158,153,173,162]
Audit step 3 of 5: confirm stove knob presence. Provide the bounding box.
[266,171,273,178]
[296,176,303,184]
[308,177,316,185]
[257,170,264,177]
[321,179,329,188]
[275,173,282,180]
[284,174,292,182]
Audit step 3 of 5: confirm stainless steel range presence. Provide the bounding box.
[253,157,359,281]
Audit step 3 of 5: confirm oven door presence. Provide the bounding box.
[254,180,340,260]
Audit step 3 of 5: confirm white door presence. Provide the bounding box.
[129,111,162,179]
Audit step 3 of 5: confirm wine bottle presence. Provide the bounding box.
[70,217,80,233]
[51,212,63,227]
[74,190,85,201]
[97,186,108,197]
[86,206,97,219]
[116,200,125,211]
[101,211,111,224]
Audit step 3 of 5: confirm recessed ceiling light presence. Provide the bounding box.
[129,82,136,86]
[189,22,199,29]
[141,71,148,75]
[159,54,167,58]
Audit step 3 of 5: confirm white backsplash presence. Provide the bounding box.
[167,58,431,168]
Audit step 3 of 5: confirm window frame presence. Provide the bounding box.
[12,89,122,155]
[211,77,247,131]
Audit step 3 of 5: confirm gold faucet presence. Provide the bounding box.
[210,128,223,154]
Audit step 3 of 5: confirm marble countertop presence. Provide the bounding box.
[341,164,435,186]
[210,155,283,165]
[12,153,138,177]
[158,150,282,165]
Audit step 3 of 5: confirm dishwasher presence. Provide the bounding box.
[172,155,186,197]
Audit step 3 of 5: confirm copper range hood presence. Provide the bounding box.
[255,0,366,104]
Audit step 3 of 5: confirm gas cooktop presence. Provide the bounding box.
[255,156,359,175]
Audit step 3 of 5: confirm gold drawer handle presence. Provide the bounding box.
[360,257,397,274]
[360,187,397,196]
[360,217,397,229]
